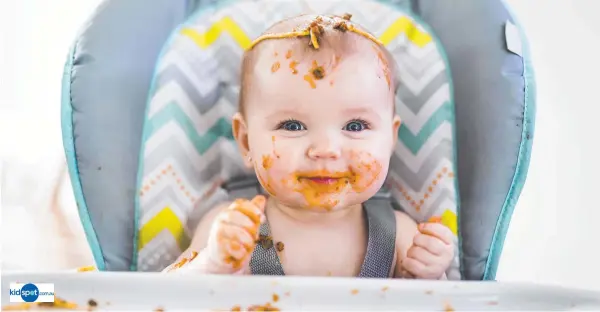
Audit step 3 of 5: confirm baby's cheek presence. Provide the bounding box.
[347,150,387,194]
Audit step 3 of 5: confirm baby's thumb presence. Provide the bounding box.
[251,195,267,213]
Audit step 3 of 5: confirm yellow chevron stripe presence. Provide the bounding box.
[180,17,252,50]
[138,207,190,251]
[379,16,432,48]
[441,209,458,236]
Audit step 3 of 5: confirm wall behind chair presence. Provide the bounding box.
[1,0,599,289]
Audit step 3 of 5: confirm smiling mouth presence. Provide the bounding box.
[302,177,342,184]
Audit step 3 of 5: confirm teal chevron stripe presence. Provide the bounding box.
[398,101,453,155]
[146,101,234,155]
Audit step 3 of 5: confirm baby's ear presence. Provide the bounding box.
[232,113,253,168]
[391,115,401,149]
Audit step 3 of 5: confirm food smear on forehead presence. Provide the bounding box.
[303,74,317,89]
[271,61,281,73]
[285,49,293,59]
[310,60,325,80]
[372,45,392,90]
[289,60,299,74]
[247,13,383,51]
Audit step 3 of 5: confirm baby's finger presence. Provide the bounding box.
[220,210,255,229]
[221,238,250,260]
[402,257,437,280]
[251,195,267,212]
[413,233,447,256]
[418,222,454,245]
[217,223,256,252]
[229,199,264,225]
[406,245,437,266]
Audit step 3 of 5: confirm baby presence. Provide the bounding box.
[164,14,454,279]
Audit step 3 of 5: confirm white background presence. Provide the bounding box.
[1,0,599,291]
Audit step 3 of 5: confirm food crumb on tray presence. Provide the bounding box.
[230,302,280,311]
[2,296,78,310]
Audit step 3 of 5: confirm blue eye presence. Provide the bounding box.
[277,119,306,131]
[344,119,370,132]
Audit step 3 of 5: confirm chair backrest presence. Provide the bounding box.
[62,0,534,280]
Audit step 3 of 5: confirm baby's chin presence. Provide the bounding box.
[272,191,375,213]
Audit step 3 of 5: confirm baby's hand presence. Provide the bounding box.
[202,195,267,274]
[401,221,454,280]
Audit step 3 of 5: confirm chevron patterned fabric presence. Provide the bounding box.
[136,0,461,279]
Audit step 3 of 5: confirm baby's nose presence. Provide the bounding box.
[306,135,341,160]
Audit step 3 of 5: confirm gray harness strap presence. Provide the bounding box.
[223,177,397,278]
[358,194,397,278]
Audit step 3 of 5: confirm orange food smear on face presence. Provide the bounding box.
[285,50,292,59]
[289,61,298,74]
[347,150,383,193]
[257,172,276,196]
[310,60,325,80]
[271,61,280,73]
[303,74,316,89]
[272,136,280,158]
[262,155,274,170]
[276,151,382,210]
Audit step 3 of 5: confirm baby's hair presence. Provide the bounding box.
[239,13,399,116]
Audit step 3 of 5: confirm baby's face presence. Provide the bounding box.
[235,42,401,212]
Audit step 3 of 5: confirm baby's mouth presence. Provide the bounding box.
[302,177,342,184]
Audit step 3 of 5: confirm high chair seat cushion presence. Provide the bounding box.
[135,0,461,278]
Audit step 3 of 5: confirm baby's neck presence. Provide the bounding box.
[266,197,363,226]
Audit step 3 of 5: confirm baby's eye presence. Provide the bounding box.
[343,119,370,132]
[277,119,306,131]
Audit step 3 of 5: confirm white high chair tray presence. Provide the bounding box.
[3,272,600,311]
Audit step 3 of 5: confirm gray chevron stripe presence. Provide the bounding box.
[221,85,240,109]
[156,64,221,114]
[177,32,243,78]
[396,73,448,114]
[184,44,242,82]
[142,187,195,219]
[390,46,440,78]
[143,140,246,192]
[390,138,453,191]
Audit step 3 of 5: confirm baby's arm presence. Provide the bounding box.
[162,195,266,274]
[161,201,228,273]
[393,211,453,279]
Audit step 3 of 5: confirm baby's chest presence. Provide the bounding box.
[271,228,368,277]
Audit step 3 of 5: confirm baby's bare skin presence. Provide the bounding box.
[164,14,454,279]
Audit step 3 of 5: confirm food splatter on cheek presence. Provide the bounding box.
[347,150,383,193]
[257,155,277,196]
